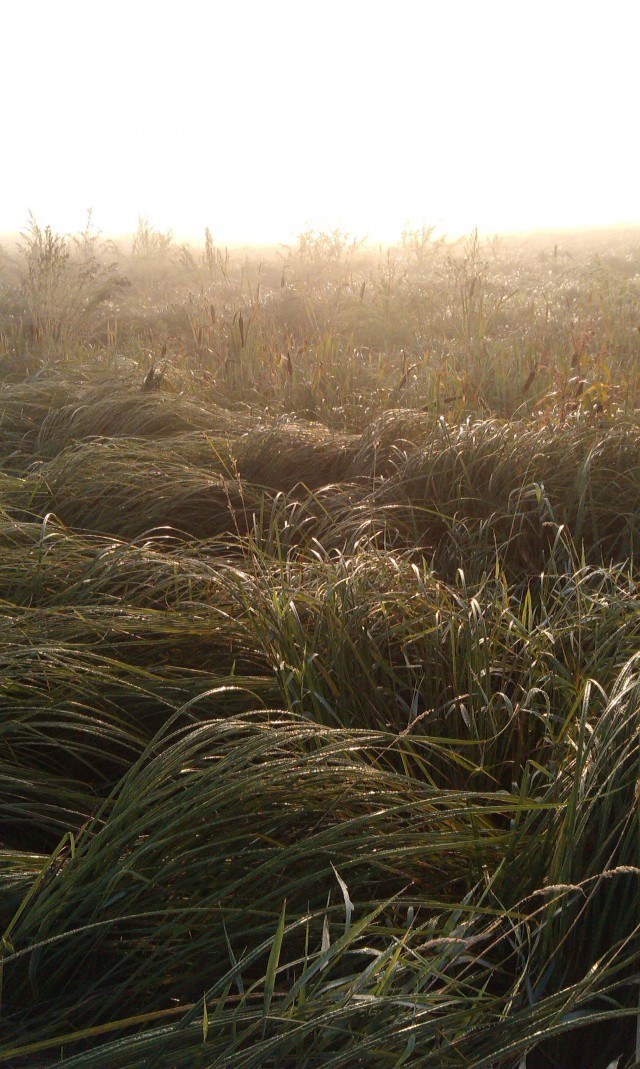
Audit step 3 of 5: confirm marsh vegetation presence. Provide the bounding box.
[1,218,639,1067]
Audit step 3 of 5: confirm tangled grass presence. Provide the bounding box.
[1,229,640,1067]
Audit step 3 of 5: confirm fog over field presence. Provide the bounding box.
[2,4,640,1069]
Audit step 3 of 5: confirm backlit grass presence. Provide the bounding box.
[0,222,639,1067]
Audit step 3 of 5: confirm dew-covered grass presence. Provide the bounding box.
[0,223,639,1067]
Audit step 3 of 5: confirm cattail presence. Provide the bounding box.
[522,366,537,395]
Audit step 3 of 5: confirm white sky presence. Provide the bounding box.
[1,0,638,244]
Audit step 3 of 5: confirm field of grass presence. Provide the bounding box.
[1,219,639,1067]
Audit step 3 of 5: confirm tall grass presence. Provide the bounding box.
[0,223,639,1066]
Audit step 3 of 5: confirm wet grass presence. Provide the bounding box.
[0,227,639,1067]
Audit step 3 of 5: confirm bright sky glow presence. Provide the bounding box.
[1,0,639,244]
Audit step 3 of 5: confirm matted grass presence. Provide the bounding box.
[1,228,640,1067]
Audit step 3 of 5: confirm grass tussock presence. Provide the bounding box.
[1,224,640,1067]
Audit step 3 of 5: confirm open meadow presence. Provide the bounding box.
[1,220,640,1067]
